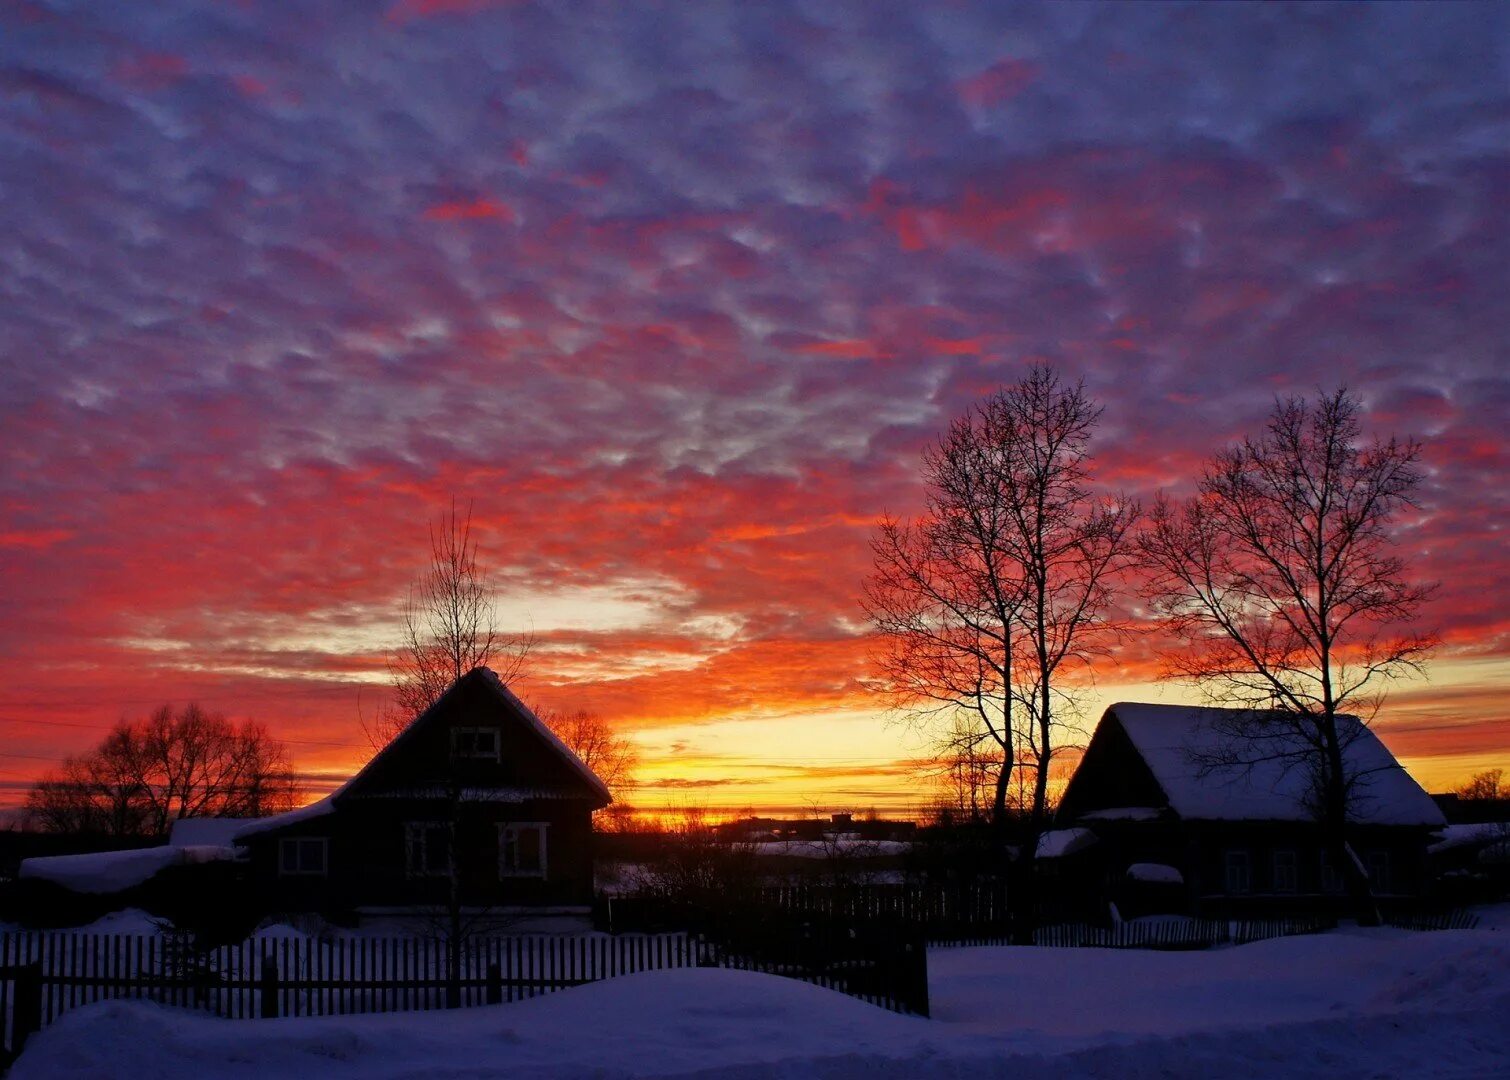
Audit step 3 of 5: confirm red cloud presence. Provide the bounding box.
[422,198,516,223]
[111,51,188,91]
[956,58,1041,108]
[384,0,524,26]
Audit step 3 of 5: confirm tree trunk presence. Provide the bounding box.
[1321,719,1380,926]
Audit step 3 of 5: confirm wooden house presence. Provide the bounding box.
[1049,702,1446,917]
[234,667,611,922]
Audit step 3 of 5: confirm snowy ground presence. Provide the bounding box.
[12,910,1510,1079]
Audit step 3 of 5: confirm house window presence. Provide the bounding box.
[499,823,547,878]
[279,837,328,876]
[1319,849,1344,894]
[1271,849,1298,894]
[1366,850,1392,893]
[1224,850,1252,895]
[452,727,500,761]
[405,822,452,877]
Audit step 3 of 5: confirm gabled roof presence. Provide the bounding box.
[1070,702,1444,828]
[236,667,610,840]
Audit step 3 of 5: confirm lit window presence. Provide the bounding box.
[452,727,501,760]
[405,822,452,877]
[279,837,328,876]
[499,823,547,877]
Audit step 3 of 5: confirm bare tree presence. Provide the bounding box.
[360,500,534,753]
[391,499,532,721]
[1139,388,1436,924]
[376,499,534,1006]
[864,366,1136,939]
[535,707,638,799]
[27,704,297,837]
[1456,769,1504,802]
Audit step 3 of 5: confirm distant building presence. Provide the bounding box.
[1045,702,1446,917]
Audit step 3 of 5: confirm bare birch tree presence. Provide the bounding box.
[371,499,534,1005]
[864,366,1136,939]
[1138,388,1436,924]
[392,498,532,720]
[360,500,534,752]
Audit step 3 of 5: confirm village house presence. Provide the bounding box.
[1042,702,1447,918]
[233,667,611,925]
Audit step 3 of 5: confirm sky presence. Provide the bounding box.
[1,1,1506,821]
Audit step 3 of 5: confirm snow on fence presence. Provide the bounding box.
[0,930,696,1062]
[0,921,931,1063]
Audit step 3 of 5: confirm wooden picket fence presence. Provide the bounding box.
[743,883,1348,949]
[0,922,929,1066]
[0,930,697,1065]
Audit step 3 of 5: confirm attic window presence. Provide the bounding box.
[452,727,500,761]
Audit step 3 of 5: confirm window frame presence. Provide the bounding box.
[1365,849,1392,894]
[404,821,453,878]
[1271,849,1298,894]
[278,836,329,877]
[1224,849,1252,895]
[451,726,501,761]
[498,822,549,879]
[1319,849,1345,894]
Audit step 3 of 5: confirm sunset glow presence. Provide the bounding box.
[1,3,1505,821]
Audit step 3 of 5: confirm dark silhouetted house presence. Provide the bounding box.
[1046,702,1446,917]
[234,667,611,922]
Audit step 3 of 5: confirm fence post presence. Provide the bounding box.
[902,932,930,1018]
[486,961,502,1006]
[259,955,279,1020]
[11,961,42,1058]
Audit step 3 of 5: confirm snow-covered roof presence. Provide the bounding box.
[236,667,609,842]
[1079,807,1164,823]
[19,845,237,894]
[1428,822,1507,855]
[1105,703,1445,827]
[481,670,613,804]
[1125,862,1184,886]
[233,792,339,840]
[1036,828,1098,859]
[169,818,255,847]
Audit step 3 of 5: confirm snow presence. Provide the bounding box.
[483,669,613,804]
[169,818,254,847]
[1125,862,1184,885]
[1078,806,1164,822]
[1429,821,1510,854]
[1035,827,1098,858]
[18,845,236,894]
[236,667,610,843]
[233,793,339,840]
[12,919,1510,1079]
[1107,703,1446,827]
